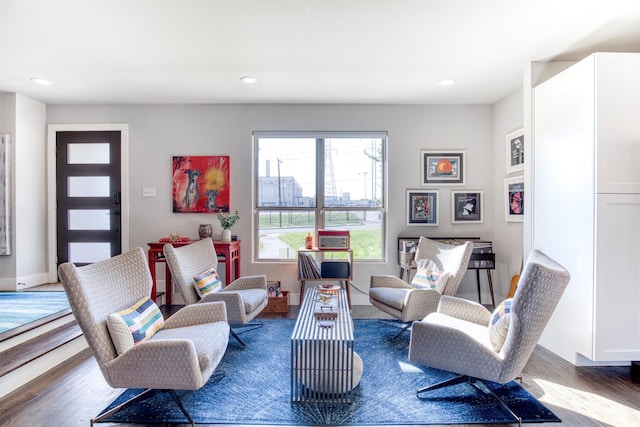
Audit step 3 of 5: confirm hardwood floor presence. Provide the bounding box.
[1,305,639,427]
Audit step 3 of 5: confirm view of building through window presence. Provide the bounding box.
[254,133,386,261]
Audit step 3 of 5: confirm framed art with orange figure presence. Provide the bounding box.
[420,150,465,185]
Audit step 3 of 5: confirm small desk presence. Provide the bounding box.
[147,239,241,304]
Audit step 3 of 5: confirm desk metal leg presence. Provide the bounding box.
[476,270,482,304]
[486,270,495,308]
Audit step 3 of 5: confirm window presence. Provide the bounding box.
[254,132,386,262]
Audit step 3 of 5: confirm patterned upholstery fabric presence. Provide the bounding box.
[408,249,570,384]
[163,238,268,327]
[369,237,474,323]
[57,247,230,391]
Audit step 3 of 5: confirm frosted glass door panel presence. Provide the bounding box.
[68,176,110,197]
[67,143,110,164]
[69,242,111,264]
[68,209,110,230]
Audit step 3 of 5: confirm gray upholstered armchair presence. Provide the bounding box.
[163,237,268,348]
[58,247,229,426]
[408,250,570,421]
[369,237,473,338]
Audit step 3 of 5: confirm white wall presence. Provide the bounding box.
[492,90,525,297]
[47,103,514,304]
[0,93,47,290]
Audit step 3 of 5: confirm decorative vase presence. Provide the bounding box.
[221,229,232,242]
[199,224,212,239]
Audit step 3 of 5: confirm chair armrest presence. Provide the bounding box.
[225,275,268,291]
[409,319,502,379]
[370,275,412,289]
[437,295,491,325]
[200,291,245,309]
[402,289,442,321]
[164,301,228,329]
[105,339,203,390]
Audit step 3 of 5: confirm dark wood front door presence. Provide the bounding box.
[56,131,121,267]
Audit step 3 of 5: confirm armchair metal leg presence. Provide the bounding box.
[90,388,196,427]
[229,320,264,348]
[416,375,470,396]
[230,328,246,349]
[417,376,523,426]
[377,319,412,339]
[471,381,522,426]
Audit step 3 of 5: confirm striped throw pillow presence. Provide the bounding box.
[411,269,450,293]
[194,267,223,297]
[107,296,165,355]
[489,298,513,352]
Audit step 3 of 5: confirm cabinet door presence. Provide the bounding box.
[596,53,640,194]
[594,193,640,361]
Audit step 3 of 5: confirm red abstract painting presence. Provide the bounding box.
[172,156,230,213]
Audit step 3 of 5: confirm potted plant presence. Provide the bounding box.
[217,210,239,241]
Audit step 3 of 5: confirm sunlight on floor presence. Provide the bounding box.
[398,360,423,373]
[532,378,640,424]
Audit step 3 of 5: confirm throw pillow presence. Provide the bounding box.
[107,296,164,355]
[411,268,450,293]
[488,298,513,352]
[194,267,223,297]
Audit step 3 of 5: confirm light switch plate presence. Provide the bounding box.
[142,187,157,197]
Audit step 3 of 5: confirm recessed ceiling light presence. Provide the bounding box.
[437,79,456,86]
[30,77,52,85]
[240,76,258,84]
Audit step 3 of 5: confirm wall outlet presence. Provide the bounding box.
[142,187,157,197]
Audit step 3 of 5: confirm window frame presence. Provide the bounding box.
[253,131,387,263]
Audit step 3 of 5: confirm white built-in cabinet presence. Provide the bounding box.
[533,52,640,365]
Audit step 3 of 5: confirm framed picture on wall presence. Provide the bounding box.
[451,191,483,223]
[421,150,465,185]
[172,155,230,213]
[504,176,524,222]
[506,128,524,174]
[406,189,439,226]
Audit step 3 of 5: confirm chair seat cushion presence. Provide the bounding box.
[152,321,229,371]
[369,287,411,311]
[424,312,493,350]
[227,288,268,314]
[107,296,165,355]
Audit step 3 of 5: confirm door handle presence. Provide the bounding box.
[113,192,121,205]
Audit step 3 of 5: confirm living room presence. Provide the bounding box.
[1,1,640,426]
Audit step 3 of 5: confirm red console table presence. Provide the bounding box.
[147,239,241,304]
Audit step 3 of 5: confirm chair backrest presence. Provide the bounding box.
[57,248,153,372]
[498,249,570,382]
[414,237,474,296]
[163,237,218,305]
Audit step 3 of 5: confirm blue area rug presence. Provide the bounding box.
[99,318,560,425]
[0,291,70,334]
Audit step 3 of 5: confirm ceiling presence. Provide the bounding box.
[2,0,640,105]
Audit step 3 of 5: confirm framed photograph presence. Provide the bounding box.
[506,128,524,174]
[451,191,483,223]
[172,155,230,213]
[504,176,524,222]
[406,189,439,226]
[421,150,465,185]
